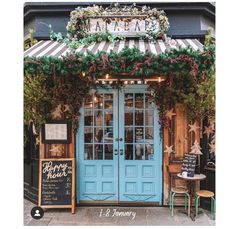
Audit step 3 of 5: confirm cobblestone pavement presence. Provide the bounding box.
[24,199,215,226]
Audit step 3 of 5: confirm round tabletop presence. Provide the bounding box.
[177,173,206,181]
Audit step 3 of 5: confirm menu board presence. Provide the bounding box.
[45,124,67,140]
[41,121,71,144]
[38,158,75,213]
[181,154,197,177]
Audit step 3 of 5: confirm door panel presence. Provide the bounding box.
[77,90,119,201]
[77,86,162,204]
[119,87,162,203]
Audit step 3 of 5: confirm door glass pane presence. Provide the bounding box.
[125,93,133,108]
[104,111,113,126]
[125,111,133,125]
[145,93,154,109]
[84,110,93,126]
[146,144,154,160]
[94,94,103,109]
[94,110,103,126]
[135,127,144,142]
[104,144,113,160]
[103,128,113,143]
[104,94,113,109]
[135,93,144,108]
[145,127,154,142]
[125,144,133,160]
[94,128,103,143]
[135,143,144,160]
[135,110,144,126]
[95,144,103,160]
[84,127,93,143]
[125,127,133,143]
[84,144,93,160]
[145,110,154,126]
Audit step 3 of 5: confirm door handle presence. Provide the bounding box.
[115,138,123,142]
[120,149,123,155]
[114,149,118,155]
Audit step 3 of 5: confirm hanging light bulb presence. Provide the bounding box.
[81,71,86,77]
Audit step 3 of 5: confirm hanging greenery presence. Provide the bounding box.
[24,71,91,131]
[24,40,215,131]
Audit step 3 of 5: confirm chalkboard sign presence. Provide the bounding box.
[181,154,197,177]
[38,158,75,213]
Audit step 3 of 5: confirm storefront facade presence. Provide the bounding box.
[24,2,215,207]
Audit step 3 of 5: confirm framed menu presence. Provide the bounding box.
[41,121,71,144]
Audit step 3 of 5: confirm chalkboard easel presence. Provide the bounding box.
[38,158,75,213]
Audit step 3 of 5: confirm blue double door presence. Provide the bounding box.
[77,85,162,203]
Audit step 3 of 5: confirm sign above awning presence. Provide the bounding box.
[24,39,203,58]
[85,15,160,37]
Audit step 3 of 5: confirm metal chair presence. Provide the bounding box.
[170,186,190,216]
[195,190,215,220]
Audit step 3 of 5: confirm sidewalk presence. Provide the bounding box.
[24,199,215,226]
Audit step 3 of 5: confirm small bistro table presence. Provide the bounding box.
[177,173,206,221]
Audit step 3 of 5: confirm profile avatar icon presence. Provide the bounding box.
[34,210,40,217]
[31,206,44,220]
